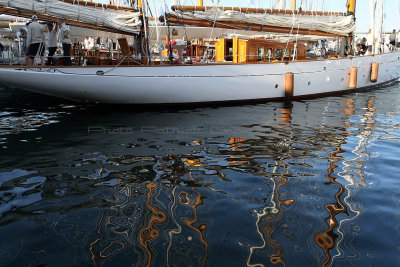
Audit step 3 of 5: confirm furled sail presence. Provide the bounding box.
[0,0,142,34]
[168,6,355,36]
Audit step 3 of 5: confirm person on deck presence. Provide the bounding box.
[17,22,29,64]
[89,37,95,50]
[354,43,362,56]
[46,22,58,66]
[58,18,72,66]
[360,37,367,54]
[27,15,45,66]
[84,36,91,50]
[389,29,396,51]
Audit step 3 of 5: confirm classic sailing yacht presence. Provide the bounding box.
[0,0,398,104]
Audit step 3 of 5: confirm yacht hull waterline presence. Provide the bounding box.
[0,52,399,104]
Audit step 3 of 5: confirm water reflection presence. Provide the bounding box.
[330,98,377,266]
[1,85,400,266]
[314,145,348,266]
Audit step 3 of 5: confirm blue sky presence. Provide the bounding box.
[98,0,399,32]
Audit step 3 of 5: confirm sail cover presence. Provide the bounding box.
[169,8,355,36]
[0,0,142,34]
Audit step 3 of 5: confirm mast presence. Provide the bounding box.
[198,0,204,6]
[138,0,151,64]
[291,0,296,10]
[347,0,356,14]
[376,0,384,54]
[346,0,357,55]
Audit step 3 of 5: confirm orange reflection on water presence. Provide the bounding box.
[344,98,356,116]
[139,182,167,267]
[314,145,347,267]
[229,138,248,151]
[184,158,204,167]
[281,108,292,124]
[181,179,209,266]
[365,99,376,128]
[228,138,252,166]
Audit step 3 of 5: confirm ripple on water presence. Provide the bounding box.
[1,84,400,266]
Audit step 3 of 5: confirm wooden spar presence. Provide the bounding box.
[61,0,138,12]
[347,0,356,14]
[137,0,143,9]
[0,7,134,35]
[171,5,347,16]
[198,0,204,7]
[166,16,348,37]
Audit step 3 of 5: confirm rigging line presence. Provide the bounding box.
[142,0,152,64]
[145,0,154,17]
[151,0,163,63]
[206,0,221,63]
[51,55,143,75]
[177,0,192,64]
[283,5,299,62]
[163,0,173,65]
[292,2,303,61]
[33,39,45,66]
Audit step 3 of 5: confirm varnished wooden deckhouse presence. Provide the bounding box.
[215,38,307,63]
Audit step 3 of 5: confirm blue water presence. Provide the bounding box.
[0,84,400,266]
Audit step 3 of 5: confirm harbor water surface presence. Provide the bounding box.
[0,84,400,266]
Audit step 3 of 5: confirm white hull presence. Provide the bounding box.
[0,52,399,104]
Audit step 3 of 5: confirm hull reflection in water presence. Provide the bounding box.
[1,84,400,266]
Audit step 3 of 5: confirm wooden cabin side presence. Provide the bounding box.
[215,38,307,63]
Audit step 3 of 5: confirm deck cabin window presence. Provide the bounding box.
[275,48,282,60]
[226,40,233,61]
[257,47,265,62]
[266,48,273,61]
